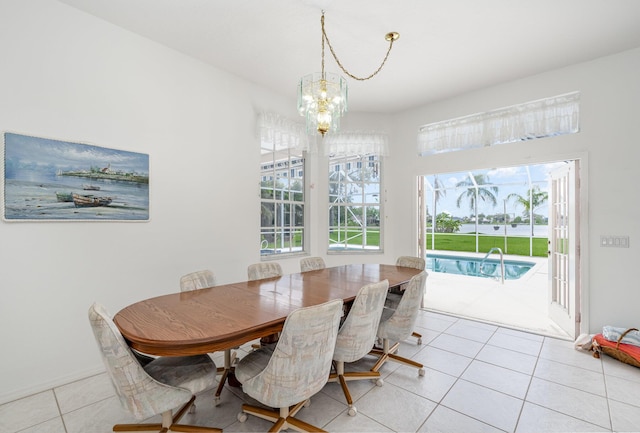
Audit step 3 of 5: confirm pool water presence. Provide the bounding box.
[426,254,535,280]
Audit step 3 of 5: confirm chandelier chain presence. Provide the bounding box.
[321,14,326,76]
[320,12,396,81]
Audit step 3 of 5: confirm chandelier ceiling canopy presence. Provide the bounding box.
[297,11,399,137]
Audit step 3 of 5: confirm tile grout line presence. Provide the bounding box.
[518,337,615,432]
[512,334,545,433]
[416,317,507,432]
[51,388,70,433]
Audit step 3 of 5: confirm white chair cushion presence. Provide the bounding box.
[234,346,275,384]
[144,355,217,395]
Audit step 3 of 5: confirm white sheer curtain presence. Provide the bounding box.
[417,92,580,156]
[323,131,389,156]
[257,112,310,152]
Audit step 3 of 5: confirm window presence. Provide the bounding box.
[417,91,580,155]
[258,112,309,257]
[260,147,305,257]
[328,154,382,252]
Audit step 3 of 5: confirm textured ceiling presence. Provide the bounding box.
[57,0,640,113]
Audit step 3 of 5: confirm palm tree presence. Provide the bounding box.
[455,173,499,214]
[427,175,446,228]
[507,186,548,235]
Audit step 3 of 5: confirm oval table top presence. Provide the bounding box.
[114,264,422,356]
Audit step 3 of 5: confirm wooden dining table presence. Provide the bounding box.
[114,264,421,357]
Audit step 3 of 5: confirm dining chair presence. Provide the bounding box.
[179,269,216,291]
[247,262,284,346]
[88,302,221,433]
[247,262,282,281]
[387,255,426,344]
[235,299,343,433]
[300,256,326,272]
[369,271,428,376]
[179,269,232,406]
[329,280,389,416]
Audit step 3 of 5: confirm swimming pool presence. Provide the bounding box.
[425,253,535,280]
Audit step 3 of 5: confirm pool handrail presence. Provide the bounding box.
[480,247,505,284]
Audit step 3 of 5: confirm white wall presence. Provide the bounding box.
[388,47,640,338]
[1,0,638,404]
[0,0,302,403]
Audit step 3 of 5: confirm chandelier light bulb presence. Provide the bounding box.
[317,98,332,135]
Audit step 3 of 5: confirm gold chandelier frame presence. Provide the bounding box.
[298,11,399,136]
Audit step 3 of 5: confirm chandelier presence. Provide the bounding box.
[297,11,399,136]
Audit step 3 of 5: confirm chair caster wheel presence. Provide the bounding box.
[214,396,221,406]
[348,406,357,416]
[237,412,247,423]
[375,378,384,387]
[188,403,196,414]
[417,337,423,345]
[418,368,425,376]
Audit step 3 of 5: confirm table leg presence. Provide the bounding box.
[214,349,238,405]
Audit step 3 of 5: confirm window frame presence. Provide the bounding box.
[327,153,383,254]
[260,146,307,259]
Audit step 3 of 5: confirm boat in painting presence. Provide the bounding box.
[55,192,74,202]
[82,184,101,191]
[72,193,112,208]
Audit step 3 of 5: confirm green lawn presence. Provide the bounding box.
[263,229,546,257]
[329,229,380,247]
[427,233,547,257]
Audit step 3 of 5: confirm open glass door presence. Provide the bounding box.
[417,176,426,307]
[548,160,581,338]
[418,175,426,260]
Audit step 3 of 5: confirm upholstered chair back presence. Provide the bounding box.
[88,303,191,420]
[396,256,425,270]
[237,299,343,408]
[180,269,215,291]
[300,257,326,272]
[334,280,389,363]
[378,271,428,342]
[247,262,283,281]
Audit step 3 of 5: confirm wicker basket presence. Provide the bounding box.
[592,328,640,368]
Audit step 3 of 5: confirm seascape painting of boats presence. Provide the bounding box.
[3,132,149,221]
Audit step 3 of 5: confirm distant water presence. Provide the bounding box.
[4,169,149,220]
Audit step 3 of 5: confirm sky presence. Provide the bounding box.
[4,132,149,179]
[424,162,566,219]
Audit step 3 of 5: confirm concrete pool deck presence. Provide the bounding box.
[423,251,572,340]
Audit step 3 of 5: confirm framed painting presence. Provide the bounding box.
[3,132,149,221]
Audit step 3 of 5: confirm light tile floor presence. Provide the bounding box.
[3,310,640,433]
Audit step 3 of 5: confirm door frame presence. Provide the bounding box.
[415,152,589,337]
